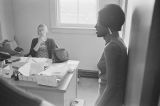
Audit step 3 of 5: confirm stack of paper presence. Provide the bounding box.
[36,75,58,87]
[17,62,45,81]
[11,57,79,87]
[17,57,51,76]
[1,65,13,78]
[36,63,70,86]
[38,63,69,79]
[67,60,80,73]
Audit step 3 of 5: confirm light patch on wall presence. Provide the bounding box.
[99,0,120,9]
[0,22,2,41]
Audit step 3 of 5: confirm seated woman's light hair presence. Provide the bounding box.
[37,24,48,34]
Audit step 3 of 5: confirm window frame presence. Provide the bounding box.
[49,0,128,36]
[49,0,99,33]
[56,0,99,28]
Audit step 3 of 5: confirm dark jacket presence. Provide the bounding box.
[28,38,58,59]
[0,78,41,106]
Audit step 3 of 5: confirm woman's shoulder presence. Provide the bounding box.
[104,40,127,55]
[105,41,121,51]
[104,41,123,55]
[108,39,126,49]
[30,38,38,45]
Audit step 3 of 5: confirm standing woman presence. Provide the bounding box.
[28,24,58,60]
[95,4,128,106]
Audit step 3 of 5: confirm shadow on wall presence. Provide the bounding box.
[126,8,144,105]
[0,22,2,41]
[126,5,153,105]
[129,8,141,54]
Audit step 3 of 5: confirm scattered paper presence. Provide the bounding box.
[38,63,69,79]
[18,62,31,76]
[36,75,58,87]
[29,62,45,75]
[67,60,80,72]
[8,57,80,87]
[19,57,29,62]
[3,65,10,70]
[2,65,13,78]
[30,58,48,63]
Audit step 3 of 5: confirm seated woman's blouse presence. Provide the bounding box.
[37,41,49,58]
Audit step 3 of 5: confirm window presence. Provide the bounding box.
[50,0,127,35]
[56,0,98,28]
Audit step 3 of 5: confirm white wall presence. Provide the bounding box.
[12,0,120,70]
[0,0,15,41]
[125,0,155,106]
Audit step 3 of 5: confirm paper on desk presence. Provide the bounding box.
[67,60,80,72]
[1,65,13,78]
[29,62,44,75]
[18,62,45,76]
[12,62,26,69]
[8,56,20,62]
[19,57,49,63]
[17,57,49,76]
[18,62,31,76]
[3,65,10,70]
[36,75,58,87]
[30,58,48,63]
[19,57,29,62]
[38,63,69,79]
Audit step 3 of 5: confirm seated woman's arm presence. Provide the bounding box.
[28,38,38,57]
[33,38,44,51]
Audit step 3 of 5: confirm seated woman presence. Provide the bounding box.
[27,24,58,60]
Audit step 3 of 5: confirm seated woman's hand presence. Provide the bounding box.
[38,36,46,44]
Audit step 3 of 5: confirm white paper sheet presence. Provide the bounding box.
[3,65,10,70]
[38,63,69,79]
[18,62,31,76]
[19,57,29,62]
[29,63,44,75]
[30,58,48,63]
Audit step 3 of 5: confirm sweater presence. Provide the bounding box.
[28,38,58,59]
[96,38,128,106]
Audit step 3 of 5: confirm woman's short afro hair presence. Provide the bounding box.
[98,4,125,31]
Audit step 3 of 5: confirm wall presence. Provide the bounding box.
[125,0,155,106]
[140,0,160,105]
[12,0,120,70]
[0,0,15,41]
[99,0,120,9]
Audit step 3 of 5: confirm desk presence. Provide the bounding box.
[4,59,79,106]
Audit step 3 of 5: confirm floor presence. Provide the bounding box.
[77,77,99,106]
